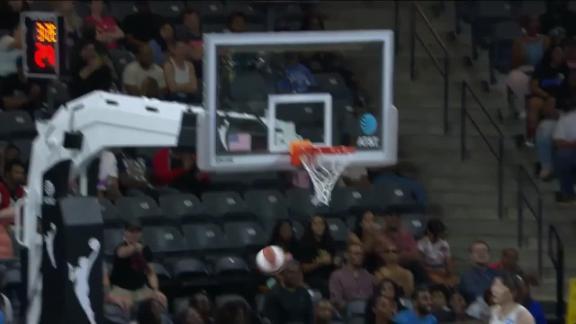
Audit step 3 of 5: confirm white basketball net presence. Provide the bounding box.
[299,151,353,206]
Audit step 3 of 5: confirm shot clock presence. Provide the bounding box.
[21,12,65,79]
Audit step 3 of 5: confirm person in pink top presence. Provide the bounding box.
[85,0,124,49]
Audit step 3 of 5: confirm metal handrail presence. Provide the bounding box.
[460,80,504,219]
[548,225,565,322]
[410,1,450,134]
[516,165,543,277]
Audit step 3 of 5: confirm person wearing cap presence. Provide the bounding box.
[108,220,165,307]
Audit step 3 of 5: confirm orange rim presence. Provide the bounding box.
[289,140,355,166]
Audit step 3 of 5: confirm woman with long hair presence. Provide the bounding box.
[268,219,299,256]
[348,210,384,272]
[489,273,535,324]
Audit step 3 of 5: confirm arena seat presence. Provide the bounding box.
[150,1,185,20]
[286,188,329,221]
[326,218,348,247]
[100,199,122,228]
[108,2,137,21]
[103,228,124,258]
[243,190,289,230]
[142,226,189,257]
[330,187,372,216]
[228,72,274,102]
[315,73,354,101]
[181,223,229,255]
[0,111,37,140]
[116,196,166,225]
[201,191,252,222]
[401,213,426,239]
[109,49,135,77]
[150,262,172,282]
[346,300,367,319]
[223,221,266,253]
[213,256,251,281]
[159,194,207,224]
[369,183,422,212]
[171,258,212,288]
[292,220,305,240]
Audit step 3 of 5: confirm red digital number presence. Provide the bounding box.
[33,42,56,69]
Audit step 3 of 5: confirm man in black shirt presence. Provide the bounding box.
[264,260,314,324]
[108,220,165,306]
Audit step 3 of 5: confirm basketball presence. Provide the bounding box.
[255,245,286,274]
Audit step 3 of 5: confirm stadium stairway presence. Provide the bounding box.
[316,0,573,315]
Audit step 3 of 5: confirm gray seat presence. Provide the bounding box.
[213,256,250,275]
[142,226,188,255]
[159,194,206,223]
[149,1,185,19]
[402,213,426,239]
[286,188,329,221]
[244,190,289,229]
[116,196,165,224]
[182,223,229,254]
[331,187,371,215]
[0,111,36,140]
[315,73,353,101]
[172,258,210,278]
[326,218,348,245]
[202,191,251,221]
[150,262,172,281]
[100,199,121,227]
[224,221,266,252]
[229,72,274,102]
[103,228,124,257]
[346,299,367,318]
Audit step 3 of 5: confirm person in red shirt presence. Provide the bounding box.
[151,148,209,194]
[0,160,26,259]
[84,0,124,49]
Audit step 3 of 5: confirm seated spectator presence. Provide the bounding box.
[367,294,398,324]
[490,273,536,324]
[175,306,204,324]
[150,22,175,66]
[459,240,498,303]
[417,219,458,287]
[393,287,437,324]
[123,44,166,97]
[348,210,383,272]
[85,0,124,49]
[381,210,427,284]
[0,160,25,259]
[375,242,414,298]
[371,164,428,207]
[506,16,550,118]
[518,275,546,324]
[122,0,163,52]
[448,291,470,322]
[297,215,336,297]
[329,243,375,312]
[103,264,133,322]
[276,53,317,94]
[314,299,337,324]
[164,39,198,103]
[226,12,248,33]
[526,44,568,144]
[189,291,213,324]
[490,248,523,274]
[70,40,113,98]
[269,219,299,257]
[97,150,121,201]
[0,0,29,31]
[466,289,492,321]
[0,24,22,78]
[175,9,203,79]
[108,220,165,306]
[52,0,83,61]
[263,260,314,324]
[151,148,209,195]
[214,298,254,324]
[553,101,576,203]
[0,58,43,114]
[374,279,406,310]
[429,285,453,322]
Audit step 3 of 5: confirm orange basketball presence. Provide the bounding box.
[256,245,286,275]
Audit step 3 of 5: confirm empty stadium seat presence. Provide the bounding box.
[108,2,136,21]
[182,223,229,254]
[159,194,206,223]
[201,191,252,221]
[150,262,172,282]
[149,1,185,20]
[369,183,421,212]
[224,222,266,252]
[315,73,353,101]
[229,72,274,102]
[346,300,367,320]
[213,256,250,275]
[326,218,349,246]
[103,228,124,258]
[116,196,166,225]
[244,190,289,229]
[142,226,189,256]
[331,187,371,215]
[0,111,37,140]
[172,258,211,279]
[286,188,329,221]
[402,213,426,238]
[100,199,122,228]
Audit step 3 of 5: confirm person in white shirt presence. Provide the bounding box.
[122,44,166,97]
[97,150,120,201]
[0,25,22,77]
[163,39,198,103]
[553,105,576,203]
[489,273,535,324]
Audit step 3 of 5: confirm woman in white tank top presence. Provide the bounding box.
[163,39,198,102]
[489,273,535,324]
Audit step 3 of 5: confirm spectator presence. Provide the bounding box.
[429,285,453,322]
[214,298,253,324]
[0,144,20,177]
[53,0,83,53]
[70,40,113,98]
[314,299,336,324]
[0,160,24,260]
[175,9,203,79]
[0,58,44,114]
[164,39,198,103]
[553,99,576,203]
[329,243,375,312]
[374,242,414,298]
[417,219,458,287]
[298,215,336,297]
[123,44,166,97]
[151,148,209,195]
[85,0,124,49]
[506,16,550,118]
[459,240,498,303]
[526,44,568,144]
[269,219,299,257]
[226,12,248,33]
[518,275,546,324]
[348,210,383,272]
[150,22,175,66]
[371,164,428,207]
[489,248,524,274]
[175,307,204,324]
[97,150,121,201]
[263,260,314,324]
[276,53,317,94]
[122,1,163,52]
[490,273,536,324]
[374,279,405,309]
[466,289,492,322]
[448,291,470,322]
[190,291,213,324]
[366,294,398,324]
[0,25,22,78]
[393,287,437,324]
[108,220,165,306]
[0,0,29,31]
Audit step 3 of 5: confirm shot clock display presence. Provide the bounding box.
[21,12,65,79]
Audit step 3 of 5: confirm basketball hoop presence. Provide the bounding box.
[290,140,355,206]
